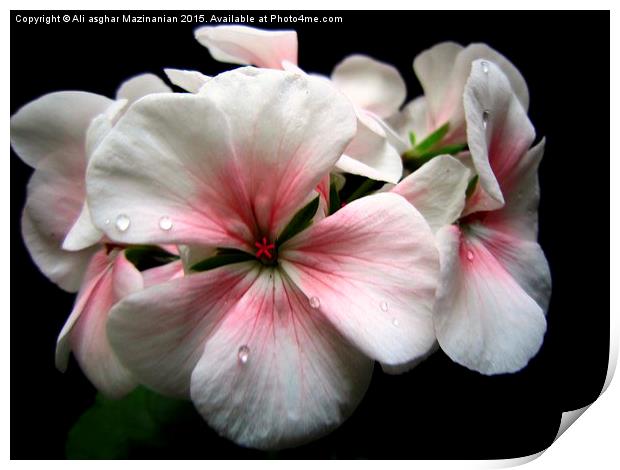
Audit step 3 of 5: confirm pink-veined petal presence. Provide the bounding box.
[87,68,357,249]
[392,155,471,232]
[337,109,403,184]
[331,54,407,118]
[107,262,262,397]
[195,25,297,69]
[280,193,439,367]
[463,60,535,215]
[190,268,372,450]
[142,259,184,288]
[116,73,171,104]
[163,68,211,93]
[10,91,113,168]
[433,225,546,375]
[56,250,140,397]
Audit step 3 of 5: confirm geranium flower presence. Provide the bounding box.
[86,67,440,449]
[194,24,405,184]
[393,60,551,374]
[11,74,182,396]
[389,41,529,156]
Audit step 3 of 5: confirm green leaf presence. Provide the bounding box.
[190,248,255,272]
[276,195,320,246]
[413,122,450,155]
[66,387,197,459]
[408,131,416,147]
[328,179,341,215]
[465,174,479,199]
[124,245,179,271]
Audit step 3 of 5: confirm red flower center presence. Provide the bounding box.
[255,237,276,260]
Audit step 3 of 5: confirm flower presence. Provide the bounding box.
[393,60,551,374]
[11,73,183,396]
[194,24,405,184]
[86,67,440,449]
[389,41,529,152]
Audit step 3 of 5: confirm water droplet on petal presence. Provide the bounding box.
[380,301,389,312]
[482,110,490,129]
[481,60,489,74]
[159,216,173,231]
[104,218,111,226]
[115,214,130,232]
[309,296,320,309]
[392,318,400,327]
[238,345,250,364]
[467,250,475,261]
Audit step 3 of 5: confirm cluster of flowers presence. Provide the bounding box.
[11,25,551,450]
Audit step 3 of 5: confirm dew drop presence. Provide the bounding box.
[482,110,490,129]
[392,318,400,327]
[238,345,250,364]
[380,301,389,312]
[467,250,475,261]
[309,296,321,309]
[158,216,173,231]
[104,218,111,226]
[115,214,130,232]
[481,60,489,74]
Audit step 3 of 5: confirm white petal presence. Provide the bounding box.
[392,155,471,232]
[337,110,403,184]
[331,54,407,118]
[281,193,439,367]
[194,25,297,69]
[21,152,96,292]
[11,91,113,168]
[463,60,535,214]
[116,73,171,104]
[433,225,546,375]
[164,68,211,93]
[385,96,430,147]
[190,269,373,450]
[62,202,102,251]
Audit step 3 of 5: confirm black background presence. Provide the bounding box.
[10,10,610,459]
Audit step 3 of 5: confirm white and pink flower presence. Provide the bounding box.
[393,60,551,374]
[85,67,440,448]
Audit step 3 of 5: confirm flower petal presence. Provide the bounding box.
[280,192,439,367]
[107,262,261,397]
[386,96,430,146]
[164,68,211,93]
[190,269,373,450]
[413,41,463,130]
[194,25,297,69]
[141,259,184,288]
[62,202,103,251]
[433,225,546,375]
[116,73,171,103]
[21,152,96,292]
[11,91,113,168]
[336,110,403,184]
[392,155,471,232]
[57,250,139,397]
[88,68,357,248]
[463,60,535,214]
[414,42,529,144]
[331,54,407,118]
